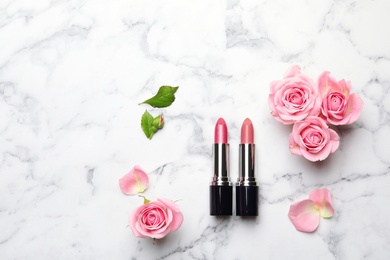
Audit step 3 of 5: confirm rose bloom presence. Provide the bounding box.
[318,71,363,125]
[269,65,322,124]
[289,116,340,161]
[129,198,183,239]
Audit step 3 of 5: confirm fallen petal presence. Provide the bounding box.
[288,199,320,233]
[119,165,149,195]
[309,188,334,218]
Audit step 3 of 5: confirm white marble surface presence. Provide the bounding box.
[1,0,390,259]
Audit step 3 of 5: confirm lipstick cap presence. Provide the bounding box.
[210,185,233,216]
[236,185,258,216]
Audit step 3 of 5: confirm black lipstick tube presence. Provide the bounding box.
[210,143,232,216]
[236,144,258,216]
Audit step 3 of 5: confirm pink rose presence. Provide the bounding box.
[289,116,340,161]
[269,65,322,124]
[129,198,183,239]
[318,71,364,125]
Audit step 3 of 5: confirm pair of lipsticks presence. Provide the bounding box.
[210,118,258,216]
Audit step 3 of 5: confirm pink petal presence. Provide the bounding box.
[128,207,146,238]
[288,199,320,233]
[308,96,322,117]
[344,93,364,124]
[339,79,351,95]
[309,188,334,218]
[158,198,184,232]
[318,71,331,97]
[284,65,302,78]
[329,129,340,153]
[318,71,343,97]
[301,145,331,162]
[119,165,149,195]
[269,80,281,94]
[289,133,302,156]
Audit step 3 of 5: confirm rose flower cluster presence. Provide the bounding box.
[268,65,364,161]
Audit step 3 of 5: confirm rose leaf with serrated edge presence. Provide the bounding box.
[139,86,179,108]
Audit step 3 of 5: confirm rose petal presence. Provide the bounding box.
[129,207,147,238]
[119,165,149,195]
[339,79,351,95]
[284,65,302,78]
[158,198,184,232]
[289,133,302,156]
[288,199,320,233]
[309,188,334,218]
[328,129,340,153]
[318,71,343,97]
[270,80,281,95]
[318,71,331,97]
[343,93,364,125]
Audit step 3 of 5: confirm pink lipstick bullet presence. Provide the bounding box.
[210,118,232,216]
[236,118,258,216]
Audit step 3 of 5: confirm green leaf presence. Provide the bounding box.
[139,86,179,108]
[141,110,164,139]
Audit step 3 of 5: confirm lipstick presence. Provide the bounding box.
[236,118,258,216]
[210,118,233,216]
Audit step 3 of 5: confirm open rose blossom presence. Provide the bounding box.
[129,198,184,239]
[269,65,322,124]
[318,71,364,125]
[289,116,340,161]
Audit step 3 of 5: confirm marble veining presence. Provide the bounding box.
[1,0,390,259]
